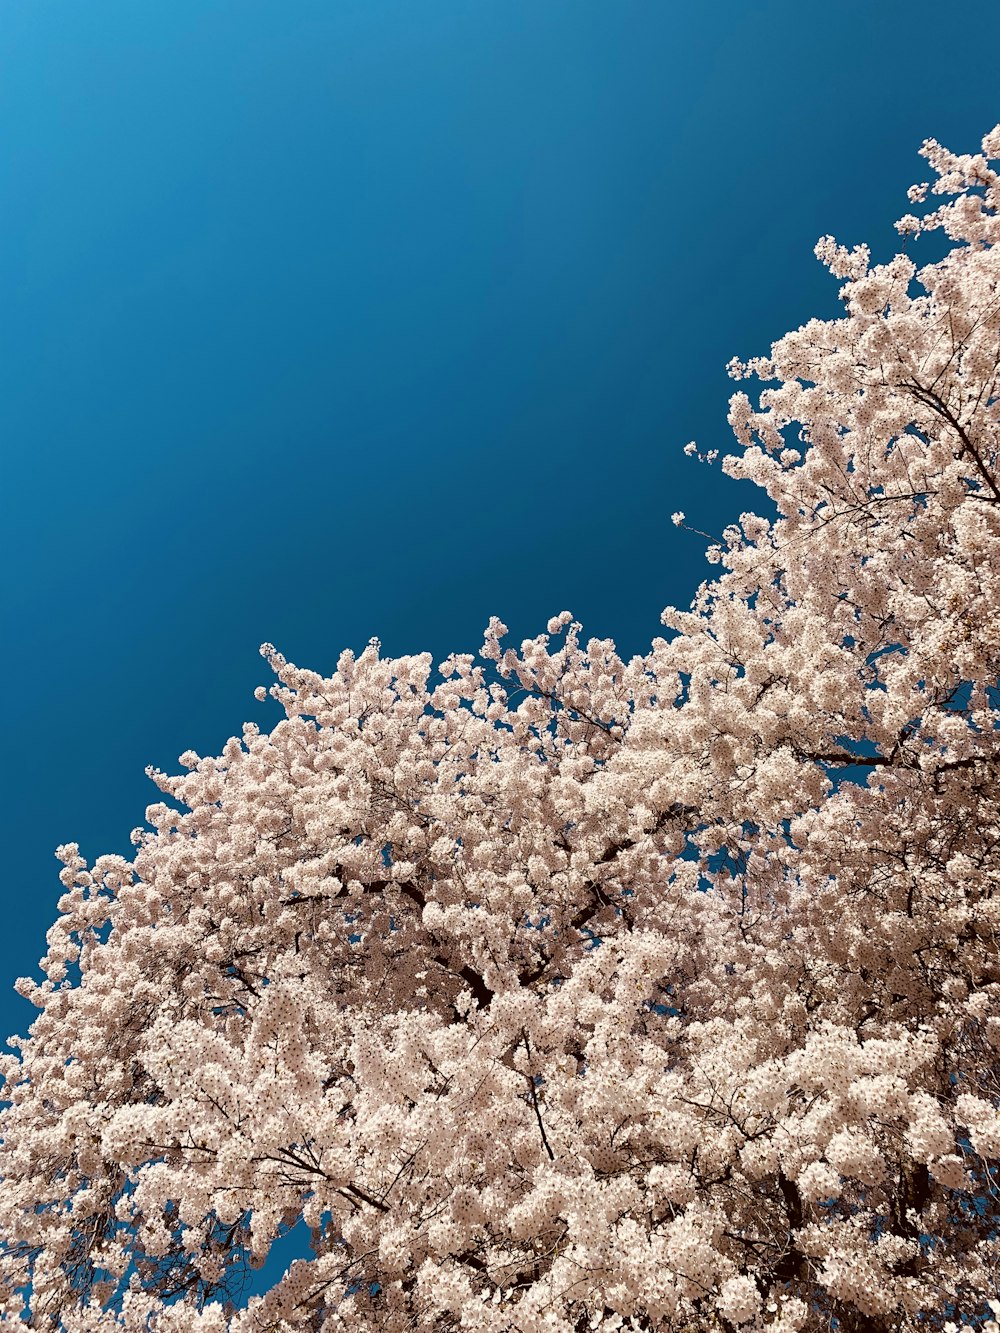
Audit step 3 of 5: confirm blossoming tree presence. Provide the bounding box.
[3,126,1000,1333]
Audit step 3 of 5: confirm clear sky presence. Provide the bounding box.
[1,0,999,1295]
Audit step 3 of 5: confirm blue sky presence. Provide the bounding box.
[1,0,999,1298]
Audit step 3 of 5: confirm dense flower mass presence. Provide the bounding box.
[2,127,1000,1332]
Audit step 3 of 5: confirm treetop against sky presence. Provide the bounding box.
[4,1,1000,1040]
[2,119,1000,1330]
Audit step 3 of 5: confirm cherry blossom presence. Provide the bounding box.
[2,124,999,1331]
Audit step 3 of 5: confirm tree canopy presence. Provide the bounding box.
[2,126,1000,1333]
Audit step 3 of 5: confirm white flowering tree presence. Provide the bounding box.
[3,126,1000,1333]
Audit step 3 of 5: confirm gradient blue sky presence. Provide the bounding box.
[1,0,999,1293]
